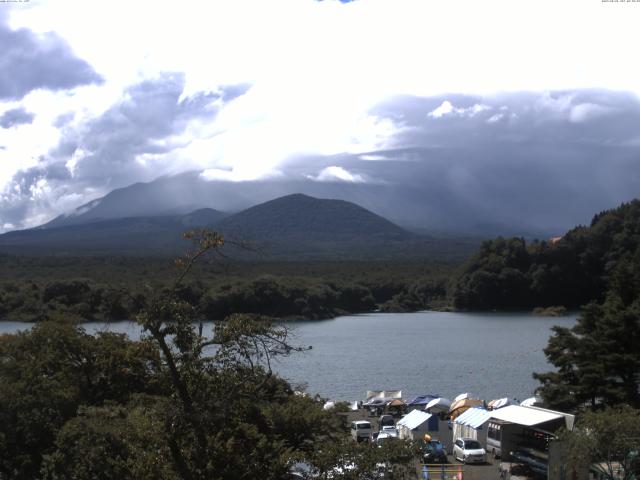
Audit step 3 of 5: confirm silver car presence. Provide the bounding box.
[453,437,486,464]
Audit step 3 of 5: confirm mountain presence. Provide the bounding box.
[0,209,227,255]
[33,169,563,238]
[41,173,216,229]
[216,194,409,240]
[0,193,478,260]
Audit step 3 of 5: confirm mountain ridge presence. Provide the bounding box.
[0,193,476,260]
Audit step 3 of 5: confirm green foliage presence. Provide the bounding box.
[453,200,640,310]
[307,438,416,479]
[42,400,178,480]
[557,406,640,480]
[0,231,421,479]
[379,277,448,312]
[534,247,640,412]
[202,276,376,320]
[0,322,161,479]
[0,255,457,322]
[453,237,531,309]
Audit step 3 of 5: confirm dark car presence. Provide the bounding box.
[379,415,394,428]
[423,440,448,464]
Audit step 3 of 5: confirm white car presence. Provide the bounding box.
[380,425,399,437]
[375,431,399,446]
[453,437,486,464]
[351,420,373,442]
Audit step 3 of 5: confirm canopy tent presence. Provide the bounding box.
[398,410,433,430]
[449,398,483,420]
[366,390,401,401]
[452,407,491,446]
[396,410,436,440]
[519,396,544,407]
[487,398,517,410]
[454,407,491,429]
[407,395,438,408]
[454,392,480,402]
[425,397,452,412]
[489,405,575,431]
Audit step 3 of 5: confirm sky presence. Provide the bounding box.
[1,0,640,233]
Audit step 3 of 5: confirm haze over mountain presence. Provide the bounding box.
[2,3,639,240]
[0,193,477,259]
[8,90,640,238]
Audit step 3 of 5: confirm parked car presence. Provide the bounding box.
[423,439,448,464]
[380,425,399,437]
[453,438,486,464]
[375,431,398,446]
[379,414,395,428]
[351,420,373,442]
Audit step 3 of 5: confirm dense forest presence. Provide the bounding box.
[1,203,639,477]
[453,200,640,310]
[0,232,416,479]
[0,254,452,322]
[533,237,640,412]
[2,200,640,323]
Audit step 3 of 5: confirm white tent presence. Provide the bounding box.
[365,390,402,403]
[425,397,452,412]
[396,410,433,441]
[452,407,491,447]
[489,405,575,431]
[519,396,544,407]
[454,392,480,402]
[487,398,517,410]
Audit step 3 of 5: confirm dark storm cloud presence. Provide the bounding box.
[0,107,34,128]
[287,90,640,236]
[0,12,102,100]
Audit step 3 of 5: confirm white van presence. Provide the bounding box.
[350,420,373,441]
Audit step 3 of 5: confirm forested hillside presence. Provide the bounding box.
[453,200,640,310]
[0,255,452,322]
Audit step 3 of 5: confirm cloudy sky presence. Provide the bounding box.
[1,0,640,233]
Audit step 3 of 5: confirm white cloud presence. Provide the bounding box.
[428,101,491,119]
[2,0,640,227]
[359,154,388,161]
[428,101,455,118]
[309,166,365,183]
[569,103,615,123]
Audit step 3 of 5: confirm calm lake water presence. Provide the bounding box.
[0,311,576,402]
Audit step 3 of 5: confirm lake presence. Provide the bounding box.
[0,311,576,403]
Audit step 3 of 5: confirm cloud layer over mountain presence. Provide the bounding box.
[1,1,639,234]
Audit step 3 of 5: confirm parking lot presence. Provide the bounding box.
[345,409,504,480]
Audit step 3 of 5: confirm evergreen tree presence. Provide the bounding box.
[534,248,640,411]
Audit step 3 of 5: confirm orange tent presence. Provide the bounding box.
[449,398,483,420]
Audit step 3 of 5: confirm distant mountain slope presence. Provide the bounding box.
[0,209,227,255]
[216,193,410,240]
[41,172,214,229]
[0,194,478,260]
[33,168,562,238]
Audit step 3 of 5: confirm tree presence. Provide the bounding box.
[0,322,161,479]
[557,406,640,480]
[534,249,640,412]
[2,229,419,479]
